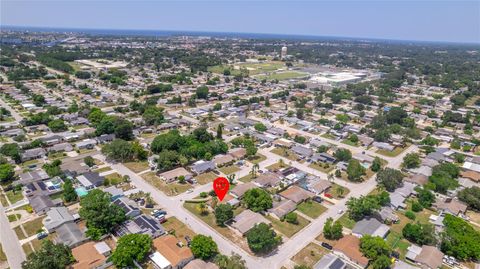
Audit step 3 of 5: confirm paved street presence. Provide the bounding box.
[0,97,23,123]
[0,203,26,269]
[93,138,417,268]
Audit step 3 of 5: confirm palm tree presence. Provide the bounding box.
[336,186,345,198]
[327,173,335,182]
[279,158,285,168]
[198,202,208,215]
[250,163,260,179]
[227,174,236,184]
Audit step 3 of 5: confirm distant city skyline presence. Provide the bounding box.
[1,0,479,44]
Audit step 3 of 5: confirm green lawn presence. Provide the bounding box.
[0,193,9,206]
[247,153,267,164]
[326,183,350,199]
[266,214,310,238]
[265,161,289,172]
[297,200,327,219]
[141,172,192,196]
[291,242,329,268]
[162,217,196,245]
[239,174,255,183]
[219,165,241,175]
[271,147,299,161]
[308,162,334,173]
[256,71,309,81]
[195,171,218,185]
[0,243,6,262]
[337,213,356,229]
[386,231,411,260]
[22,217,45,237]
[341,139,359,147]
[94,166,112,173]
[321,133,337,140]
[5,190,23,204]
[8,213,21,222]
[376,146,408,157]
[123,161,150,173]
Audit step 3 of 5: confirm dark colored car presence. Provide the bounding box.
[321,242,333,250]
[313,196,323,203]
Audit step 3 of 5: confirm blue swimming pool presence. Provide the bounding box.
[75,187,89,197]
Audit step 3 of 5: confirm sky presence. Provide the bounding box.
[1,0,479,43]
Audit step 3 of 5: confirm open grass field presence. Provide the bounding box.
[5,190,24,204]
[308,162,334,174]
[265,161,289,172]
[8,213,21,222]
[162,217,196,245]
[22,217,45,237]
[271,147,299,161]
[337,213,356,229]
[248,153,267,165]
[0,193,8,206]
[141,172,192,196]
[256,71,309,81]
[326,183,350,199]
[123,161,150,173]
[219,165,241,175]
[297,201,328,219]
[239,173,255,183]
[208,61,286,76]
[266,214,310,238]
[291,242,329,268]
[94,166,112,173]
[195,171,218,185]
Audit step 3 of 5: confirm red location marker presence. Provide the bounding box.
[213,177,229,201]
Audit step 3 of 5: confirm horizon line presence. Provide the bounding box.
[2,24,480,46]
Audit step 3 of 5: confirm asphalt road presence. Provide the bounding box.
[0,202,26,269]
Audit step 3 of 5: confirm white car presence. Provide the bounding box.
[186,189,194,193]
[338,209,344,214]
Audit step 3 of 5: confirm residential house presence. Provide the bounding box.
[268,199,297,219]
[291,145,314,159]
[76,172,105,190]
[76,139,97,150]
[43,206,76,233]
[279,186,315,204]
[55,222,87,248]
[71,241,110,269]
[352,218,390,238]
[314,253,349,269]
[29,194,59,215]
[230,182,256,199]
[159,168,193,184]
[190,160,216,175]
[253,172,282,188]
[113,197,142,218]
[231,209,271,235]
[150,235,194,269]
[308,179,332,195]
[375,207,399,224]
[414,246,444,269]
[433,198,468,216]
[21,148,47,162]
[333,235,369,268]
[229,148,247,159]
[104,186,124,201]
[310,153,336,164]
[372,142,395,152]
[117,215,165,238]
[213,154,235,167]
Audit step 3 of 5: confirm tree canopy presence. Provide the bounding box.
[111,234,152,267]
[190,235,218,260]
[246,223,281,254]
[376,168,403,192]
[79,189,127,239]
[22,240,74,269]
[242,188,273,212]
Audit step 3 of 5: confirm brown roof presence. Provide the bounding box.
[159,167,192,181]
[461,170,480,182]
[310,180,332,194]
[405,174,429,185]
[415,245,444,269]
[153,235,193,267]
[253,172,282,187]
[333,235,369,268]
[231,209,271,235]
[71,241,106,269]
[230,182,256,198]
[184,259,219,269]
[213,154,235,166]
[434,198,468,215]
[229,148,247,159]
[279,186,315,204]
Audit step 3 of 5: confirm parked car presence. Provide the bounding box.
[151,210,167,217]
[321,242,332,250]
[185,236,192,246]
[37,231,48,240]
[313,196,323,203]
